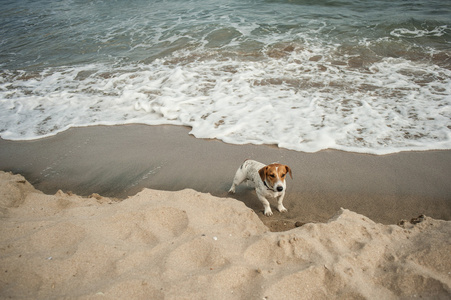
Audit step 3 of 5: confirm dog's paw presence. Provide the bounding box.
[264,209,273,217]
[278,205,287,213]
[228,187,235,194]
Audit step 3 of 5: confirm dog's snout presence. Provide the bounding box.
[276,186,283,192]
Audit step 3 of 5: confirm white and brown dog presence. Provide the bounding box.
[228,160,292,216]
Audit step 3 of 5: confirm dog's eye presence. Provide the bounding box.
[282,174,286,177]
[269,174,275,178]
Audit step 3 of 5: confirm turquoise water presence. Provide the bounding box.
[1,0,450,153]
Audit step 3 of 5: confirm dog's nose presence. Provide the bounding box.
[276,186,283,192]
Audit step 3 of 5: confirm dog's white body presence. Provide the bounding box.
[228,160,292,216]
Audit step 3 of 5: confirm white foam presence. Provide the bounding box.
[1,43,450,155]
[390,25,449,38]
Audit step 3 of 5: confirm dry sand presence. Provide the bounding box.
[0,124,450,231]
[0,171,450,299]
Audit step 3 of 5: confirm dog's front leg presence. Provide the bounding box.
[257,194,273,216]
[277,194,287,213]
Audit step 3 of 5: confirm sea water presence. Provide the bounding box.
[1,0,450,154]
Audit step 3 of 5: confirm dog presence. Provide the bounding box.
[228,160,292,216]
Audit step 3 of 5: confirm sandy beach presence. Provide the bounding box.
[0,125,451,299]
[2,0,450,297]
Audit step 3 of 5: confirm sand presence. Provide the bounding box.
[0,124,450,232]
[0,171,450,299]
[0,124,451,298]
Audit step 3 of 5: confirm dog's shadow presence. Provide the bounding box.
[219,184,264,213]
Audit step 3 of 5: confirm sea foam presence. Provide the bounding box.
[1,43,450,155]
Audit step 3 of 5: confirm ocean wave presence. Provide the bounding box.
[1,0,450,154]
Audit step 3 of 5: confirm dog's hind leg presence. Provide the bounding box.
[228,166,247,193]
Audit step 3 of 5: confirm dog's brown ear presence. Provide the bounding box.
[258,166,267,182]
[285,165,293,179]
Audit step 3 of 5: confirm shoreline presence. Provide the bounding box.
[1,124,450,231]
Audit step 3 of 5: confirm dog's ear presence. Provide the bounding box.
[285,165,293,179]
[258,166,267,182]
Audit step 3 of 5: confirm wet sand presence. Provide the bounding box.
[0,124,450,231]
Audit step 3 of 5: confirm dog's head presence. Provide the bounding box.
[258,163,292,192]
